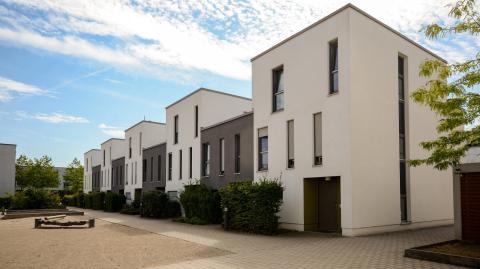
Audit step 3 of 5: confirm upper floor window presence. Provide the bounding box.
[287,120,294,168]
[189,147,193,178]
[219,138,225,175]
[174,115,179,144]
[151,157,154,181]
[234,134,240,174]
[157,155,162,181]
[129,137,132,159]
[329,40,339,94]
[142,159,147,182]
[258,127,268,171]
[179,150,183,179]
[202,143,210,176]
[313,112,323,165]
[168,153,172,180]
[103,150,105,166]
[139,132,142,155]
[272,66,284,112]
[194,106,199,138]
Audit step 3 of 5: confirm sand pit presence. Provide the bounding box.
[0,216,229,269]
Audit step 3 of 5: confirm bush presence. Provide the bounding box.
[63,194,77,206]
[220,180,283,235]
[141,191,181,218]
[9,188,63,210]
[120,199,141,215]
[0,197,11,209]
[84,193,93,209]
[180,184,222,224]
[76,192,85,208]
[91,192,105,210]
[104,192,126,212]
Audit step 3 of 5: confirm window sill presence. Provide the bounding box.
[312,164,323,167]
[257,169,268,173]
[400,221,411,225]
[234,173,240,175]
[219,174,225,177]
[271,108,284,114]
[286,167,295,170]
[327,91,339,97]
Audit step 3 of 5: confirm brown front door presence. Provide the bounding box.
[304,177,341,233]
[461,172,480,242]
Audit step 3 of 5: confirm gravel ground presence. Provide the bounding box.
[0,216,229,269]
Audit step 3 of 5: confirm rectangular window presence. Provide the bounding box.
[314,113,323,165]
[258,128,268,170]
[398,56,408,222]
[287,120,294,168]
[139,132,142,155]
[158,155,161,181]
[202,143,210,176]
[103,150,105,166]
[134,161,137,184]
[168,153,172,181]
[129,137,132,158]
[143,159,147,182]
[151,157,154,181]
[329,40,339,94]
[219,138,225,175]
[111,168,114,186]
[234,134,240,174]
[189,147,192,178]
[272,66,284,112]
[86,158,88,171]
[120,165,123,187]
[194,106,198,138]
[179,150,182,179]
[174,115,179,144]
[125,164,128,185]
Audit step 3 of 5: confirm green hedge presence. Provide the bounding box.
[220,180,283,235]
[91,192,105,210]
[76,192,85,208]
[0,197,11,209]
[84,193,93,209]
[180,184,222,224]
[9,188,64,210]
[104,192,126,212]
[120,199,141,215]
[63,194,76,206]
[141,191,181,218]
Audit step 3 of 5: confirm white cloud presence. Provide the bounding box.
[0,0,476,82]
[0,76,50,102]
[98,123,124,138]
[34,113,89,123]
[0,91,12,102]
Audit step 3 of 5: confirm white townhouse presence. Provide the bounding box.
[165,88,252,197]
[251,4,453,236]
[83,149,101,193]
[0,143,16,197]
[124,120,166,201]
[100,138,125,192]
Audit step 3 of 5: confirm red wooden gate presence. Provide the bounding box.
[461,172,480,242]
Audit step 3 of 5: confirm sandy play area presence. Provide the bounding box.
[0,216,229,269]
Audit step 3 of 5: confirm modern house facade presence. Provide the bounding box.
[0,143,16,197]
[92,165,101,192]
[200,112,254,189]
[124,120,166,202]
[100,138,125,192]
[142,143,167,192]
[111,156,125,194]
[251,4,453,235]
[165,88,252,197]
[83,149,101,193]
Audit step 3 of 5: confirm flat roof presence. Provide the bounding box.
[143,142,166,151]
[112,156,125,162]
[251,3,447,63]
[0,143,16,147]
[202,111,253,131]
[84,149,100,154]
[166,87,251,110]
[125,120,165,132]
[101,138,125,145]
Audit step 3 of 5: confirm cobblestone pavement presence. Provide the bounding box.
[81,209,461,269]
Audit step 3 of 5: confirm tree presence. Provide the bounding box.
[63,158,84,194]
[410,0,480,170]
[15,155,59,189]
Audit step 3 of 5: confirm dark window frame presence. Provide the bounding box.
[174,115,179,144]
[158,155,161,181]
[287,120,295,168]
[142,159,147,182]
[202,143,210,176]
[329,39,339,94]
[189,147,192,178]
[179,149,182,179]
[168,153,172,181]
[234,134,240,174]
[150,157,154,181]
[313,112,323,166]
[258,128,268,171]
[272,66,284,112]
[194,106,199,138]
[219,138,225,175]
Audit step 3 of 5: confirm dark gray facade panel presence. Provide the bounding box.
[92,165,101,192]
[142,143,166,193]
[200,113,253,189]
[111,157,125,194]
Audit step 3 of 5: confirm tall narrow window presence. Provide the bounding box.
[287,120,295,168]
[134,161,137,184]
[103,150,106,166]
[234,134,240,173]
[120,165,123,187]
[179,150,182,179]
[314,113,323,165]
[143,159,147,182]
[329,40,339,94]
[194,106,198,138]
[189,147,192,178]
[109,146,111,162]
[202,143,210,176]
[258,128,268,170]
[111,168,114,186]
[139,132,142,155]
[86,158,88,171]
[125,164,128,185]
[272,66,284,112]
[129,137,132,158]
[158,155,161,181]
[219,138,225,175]
[168,153,172,180]
[131,163,133,185]
[174,115,179,144]
[398,56,408,222]
[151,157,154,181]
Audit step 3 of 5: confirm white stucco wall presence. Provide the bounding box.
[251,5,453,235]
[124,121,166,201]
[0,144,16,197]
[165,89,252,195]
[100,138,125,192]
[83,149,101,193]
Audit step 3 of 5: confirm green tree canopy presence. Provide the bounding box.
[410,0,480,170]
[15,155,59,189]
[63,158,84,194]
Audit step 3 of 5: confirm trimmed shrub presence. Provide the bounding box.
[180,184,222,224]
[84,193,93,209]
[63,194,77,206]
[141,191,181,218]
[9,188,63,210]
[120,199,141,215]
[0,197,11,209]
[76,192,85,208]
[104,192,126,212]
[91,192,105,210]
[220,180,283,235]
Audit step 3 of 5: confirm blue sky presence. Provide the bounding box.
[0,0,477,166]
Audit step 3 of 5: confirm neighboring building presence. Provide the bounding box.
[111,157,125,194]
[124,120,166,202]
[0,143,16,197]
[251,4,453,235]
[200,111,254,189]
[83,149,101,193]
[53,167,66,190]
[165,88,252,197]
[92,165,101,192]
[100,138,125,192]
[142,143,167,193]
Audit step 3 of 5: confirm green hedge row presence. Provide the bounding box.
[220,180,283,235]
[104,192,126,212]
[63,192,125,212]
[141,191,181,218]
[179,184,222,224]
[8,188,64,210]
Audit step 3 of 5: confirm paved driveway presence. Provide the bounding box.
[81,209,461,269]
